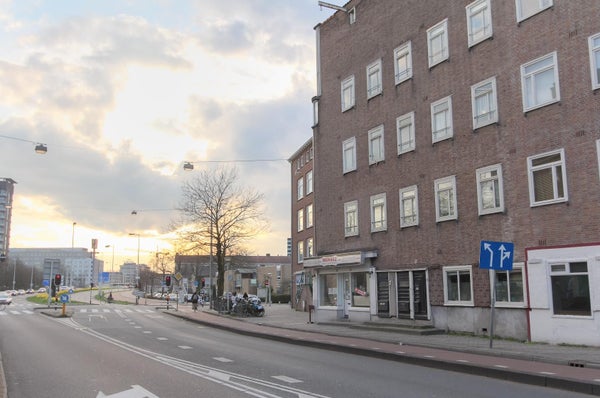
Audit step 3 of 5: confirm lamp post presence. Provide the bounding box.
[128,233,140,266]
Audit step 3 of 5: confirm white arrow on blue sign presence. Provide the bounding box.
[479,240,514,271]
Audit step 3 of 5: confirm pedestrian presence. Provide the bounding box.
[191,291,199,312]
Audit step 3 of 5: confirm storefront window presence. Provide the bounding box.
[551,261,591,316]
[320,274,338,306]
[352,272,370,307]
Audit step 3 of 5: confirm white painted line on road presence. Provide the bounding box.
[134,326,142,329]
[349,344,357,347]
[103,309,111,313]
[143,331,152,334]
[22,310,34,314]
[539,372,555,375]
[80,309,87,313]
[272,375,302,384]
[494,365,508,369]
[129,322,136,325]
[9,310,19,315]
[178,346,193,350]
[0,312,6,315]
[594,379,600,382]
[396,351,405,354]
[213,357,233,363]
[372,347,382,350]
[91,309,99,313]
[157,337,168,341]
[423,355,435,358]
[456,359,470,363]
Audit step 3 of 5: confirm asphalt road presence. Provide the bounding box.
[0,295,594,397]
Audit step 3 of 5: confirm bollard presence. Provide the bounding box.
[308,305,315,324]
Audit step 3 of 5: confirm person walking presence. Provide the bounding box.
[191,291,200,312]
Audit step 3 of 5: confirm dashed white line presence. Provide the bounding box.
[272,375,302,384]
[456,359,470,363]
[178,345,193,350]
[157,337,168,341]
[494,365,509,369]
[423,355,435,358]
[539,371,555,375]
[213,357,233,363]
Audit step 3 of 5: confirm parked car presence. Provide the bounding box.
[37,288,47,294]
[0,293,13,305]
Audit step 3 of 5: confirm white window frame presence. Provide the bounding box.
[431,96,453,143]
[348,7,356,24]
[368,125,385,164]
[471,76,498,129]
[476,164,504,215]
[344,200,359,237]
[366,59,383,99]
[306,170,313,195]
[393,41,412,85]
[306,204,313,228]
[341,75,355,112]
[589,32,600,90]
[527,148,568,207]
[520,51,560,112]
[427,19,449,68]
[549,260,592,317]
[466,0,493,47]
[597,139,600,181]
[297,208,304,232]
[370,193,387,233]
[492,263,527,308]
[306,238,314,258]
[297,177,304,200]
[297,241,304,263]
[515,0,553,23]
[396,111,415,155]
[443,265,474,306]
[399,185,418,228]
[342,137,357,174]
[435,175,457,222]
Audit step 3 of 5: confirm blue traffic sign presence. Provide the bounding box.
[60,294,69,303]
[479,240,514,271]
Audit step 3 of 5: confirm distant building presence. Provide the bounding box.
[0,178,16,261]
[288,138,314,311]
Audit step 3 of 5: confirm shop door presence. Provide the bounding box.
[376,272,390,317]
[396,270,428,320]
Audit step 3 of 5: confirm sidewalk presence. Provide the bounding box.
[109,291,600,395]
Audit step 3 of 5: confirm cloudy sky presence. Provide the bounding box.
[1,0,333,267]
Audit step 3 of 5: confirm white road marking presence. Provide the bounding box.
[178,345,193,350]
[456,359,470,363]
[539,371,556,375]
[143,331,152,334]
[213,357,233,363]
[494,365,508,369]
[272,375,302,384]
[157,337,168,341]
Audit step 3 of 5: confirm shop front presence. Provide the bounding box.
[303,251,377,322]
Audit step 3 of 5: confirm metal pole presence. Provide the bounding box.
[489,269,496,349]
[209,223,213,310]
[12,258,16,290]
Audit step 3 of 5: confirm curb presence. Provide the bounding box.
[164,310,600,397]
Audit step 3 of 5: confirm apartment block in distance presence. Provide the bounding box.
[307,0,600,345]
[289,138,315,311]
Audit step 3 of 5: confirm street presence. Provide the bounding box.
[0,295,594,397]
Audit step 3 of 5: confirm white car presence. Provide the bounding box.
[0,293,13,305]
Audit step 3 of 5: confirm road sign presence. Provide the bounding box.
[479,240,514,271]
[60,294,69,303]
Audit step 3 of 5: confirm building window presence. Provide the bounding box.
[352,272,371,307]
[306,204,313,228]
[297,177,304,200]
[370,193,387,232]
[297,241,304,263]
[466,0,492,47]
[320,274,337,306]
[597,139,600,181]
[494,263,525,306]
[527,148,568,206]
[312,98,319,126]
[344,200,359,237]
[306,170,313,195]
[342,137,357,173]
[341,75,355,112]
[431,96,453,143]
[515,0,553,22]
[443,265,473,306]
[399,185,418,228]
[348,7,356,24]
[394,41,412,84]
[550,261,591,316]
[471,77,498,129]
[368,125,385,164]
[297,208,304,232]
[476,164,504,215]
[435,175,457,222]
[366,59,383,98]
[589,32,600,90]
[521,52,560,112]
[427,19,449,68]
[396,111,415,155]
[306,238,314,258]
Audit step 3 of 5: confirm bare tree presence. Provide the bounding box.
[177,167,267,298]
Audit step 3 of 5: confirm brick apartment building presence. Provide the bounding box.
[303,0,600,345]
[289,139,315,311]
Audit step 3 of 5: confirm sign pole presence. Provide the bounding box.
[489,269,495,349]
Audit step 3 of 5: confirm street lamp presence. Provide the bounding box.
[128,233,140,266]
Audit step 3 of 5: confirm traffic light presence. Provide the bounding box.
[201,278,205,288]
[165,275,171,286]
[54,274,62,287]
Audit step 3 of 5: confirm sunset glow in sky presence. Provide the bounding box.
[0,0,333,266]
